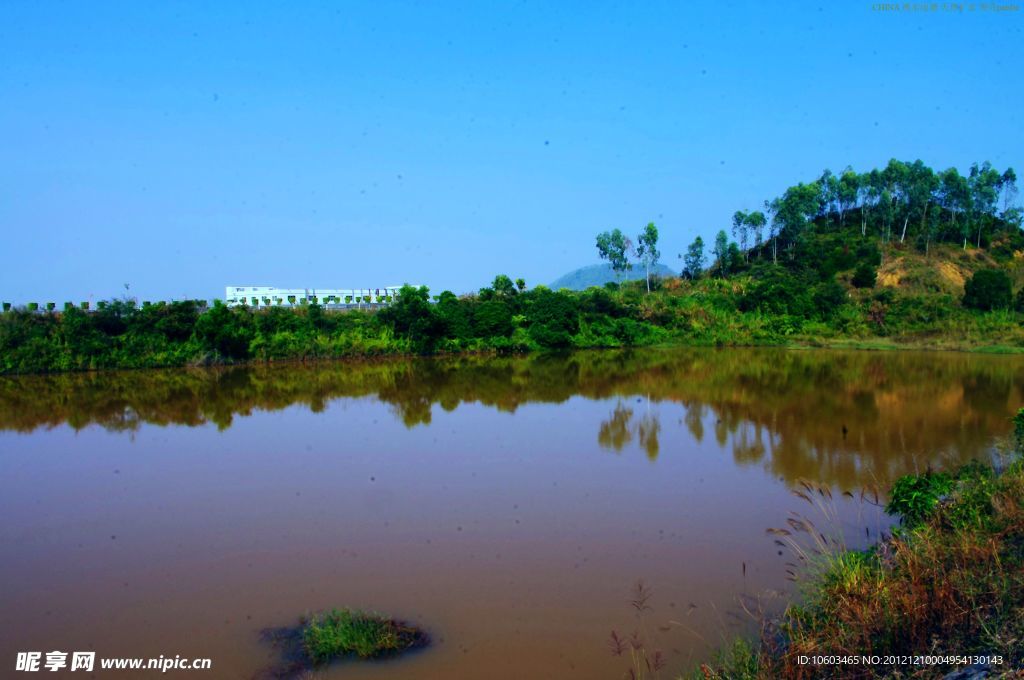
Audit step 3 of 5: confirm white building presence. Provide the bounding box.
[224,286,409,307]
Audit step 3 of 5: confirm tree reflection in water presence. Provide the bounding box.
[2,348,1021,489]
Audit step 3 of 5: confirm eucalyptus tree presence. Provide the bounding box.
[904,160,938,244]
[745,211,767,253]
[595,228,633,282]
[731,210,750,259]
[1000,168,1018,214]
[765,198,780,264]
[713,230,730,276]
[681,236,705,279]
[838,168,859,228]
[773,182,822,259]
[635,222,661,293]
[818,169,840,227]
[969,162,1003,247]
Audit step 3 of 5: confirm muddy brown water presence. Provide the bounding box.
[1,348,1021,678]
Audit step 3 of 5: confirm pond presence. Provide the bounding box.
[1,348,1021,678]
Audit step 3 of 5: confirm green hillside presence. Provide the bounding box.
[550,263,676,291]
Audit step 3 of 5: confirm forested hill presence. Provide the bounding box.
[679,158,1023,304]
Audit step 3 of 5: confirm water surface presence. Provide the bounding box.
[1,348,1021,678]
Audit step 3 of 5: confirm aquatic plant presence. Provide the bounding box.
[609,580,668,680]
[302,609,427,664]
[259,608,428,679]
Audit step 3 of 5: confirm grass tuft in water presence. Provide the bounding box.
[302,609,427,664]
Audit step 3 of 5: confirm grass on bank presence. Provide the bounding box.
[693,416,1024,679]
[302,609,428,664]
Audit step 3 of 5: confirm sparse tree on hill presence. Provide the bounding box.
[731,211,749,260]
[714,230,730,277]
[745,211,767,256]
[635,222,660,293]
[681,236,705,280]
[596,228,633,282]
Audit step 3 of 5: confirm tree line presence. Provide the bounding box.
[677,159,1018,279]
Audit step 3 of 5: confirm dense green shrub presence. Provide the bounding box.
[194,301,254,359]
[472,300,514,338]
[525,288,579,348]
[885,471,954,527]
[962,269,1012,310]
[852,262,877,288]
[811,279,847,319]
[740,266,812,317]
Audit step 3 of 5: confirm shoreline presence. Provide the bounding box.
[2,335,1022,377]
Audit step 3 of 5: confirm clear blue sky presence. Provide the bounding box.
[1,1,1021,302]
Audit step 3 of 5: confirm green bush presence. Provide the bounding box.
[472,300,513,338]
[740,266,812,317]
[962,269,1012,310]
[811,279,847,319]
[885,471,953,527]
[852,262,877,289]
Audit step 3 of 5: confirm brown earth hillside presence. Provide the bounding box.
[865,243,1024,297]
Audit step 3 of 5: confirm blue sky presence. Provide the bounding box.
[1,1,1021,302]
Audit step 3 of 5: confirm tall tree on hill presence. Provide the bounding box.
[745,211,767,255]
[838,168,859,229]
[595,229,633,282]
[713,230,730,277]
[819,169,840,227]
[859,169,884,238]
[1000,168,1018,214]
[635,222,661,293]
[732,211,749,260]
[681,236,705,279]
[969,162,1003,247]
[938,167,969,247]
[905,160,938,244]
[763,199,780,264]
[773,182,822,258]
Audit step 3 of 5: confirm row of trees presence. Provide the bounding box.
[674,159,1018,280]
[594,223,661,292]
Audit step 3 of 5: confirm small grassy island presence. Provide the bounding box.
[304,608,428,663]
[2,160,1022,375]
[261,608,428,678]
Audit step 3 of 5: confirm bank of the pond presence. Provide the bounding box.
[3,279,1024,375]
[694,417,1024,680]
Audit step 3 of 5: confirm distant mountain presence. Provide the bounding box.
[550,263,677,291]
